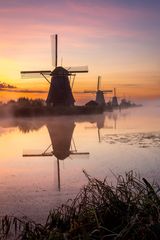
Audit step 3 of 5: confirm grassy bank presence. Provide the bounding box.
[0,98,103,118]
[0,171,160,239]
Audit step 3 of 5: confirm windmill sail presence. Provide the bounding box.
[97,76,101,91]
[51,34,58,68]
[65,66,88,73]
[21,70,51,78]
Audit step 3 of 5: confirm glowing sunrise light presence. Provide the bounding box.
[0,0,160,101]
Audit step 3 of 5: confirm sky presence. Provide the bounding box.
[0,0,160,101]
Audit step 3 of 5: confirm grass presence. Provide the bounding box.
[0,171,160,239]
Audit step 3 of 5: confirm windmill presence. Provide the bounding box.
[84,76,113,106]
[23,119,89,191]
[20,34,88,106]
[110,88,130,108]
[111,88,119,107]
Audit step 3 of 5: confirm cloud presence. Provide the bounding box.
[0,82,47,93]
[0,88,47,93]
[0,82,16,89]
[0,0,159,43]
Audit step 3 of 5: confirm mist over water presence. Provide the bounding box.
[0,99,159,222]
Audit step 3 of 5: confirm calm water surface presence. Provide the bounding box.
[0,101,160,222]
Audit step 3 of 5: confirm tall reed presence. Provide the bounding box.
[0,171,160,239]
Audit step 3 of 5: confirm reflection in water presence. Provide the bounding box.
[0,104,160,221]
[85,114,106,142]
[107,110,128,130]
[95,113,113,142]
[23,118,89,191]
[85,113,119,142]
[0,118,44,133]
[0,107,159,189]
[47,120,76,160]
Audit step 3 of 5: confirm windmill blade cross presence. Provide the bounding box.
[20,34,89,101]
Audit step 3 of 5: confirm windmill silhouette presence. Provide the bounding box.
[84,76,113,106]
[21,34,88,106]
[111,88,119,107]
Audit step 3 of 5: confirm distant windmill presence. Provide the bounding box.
[21,34,88,106]
[84,76,113,106]
[111,88,119,107]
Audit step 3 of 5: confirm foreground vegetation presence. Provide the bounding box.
[0,171,160,239]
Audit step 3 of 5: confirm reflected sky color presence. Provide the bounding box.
[0,103,160,221]
[0,0,160,100]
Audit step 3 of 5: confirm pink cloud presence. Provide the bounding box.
[66,0,156,22]
[0,1,156,40]
[0,1,159,68]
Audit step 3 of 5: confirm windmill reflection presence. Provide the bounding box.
[47,119,75,191]
[23,118,89,191]
[85,114,113,142]
[47,120,76,160]
[85,110,129,142]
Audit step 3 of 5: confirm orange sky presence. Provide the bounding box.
[0,0,160,101]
